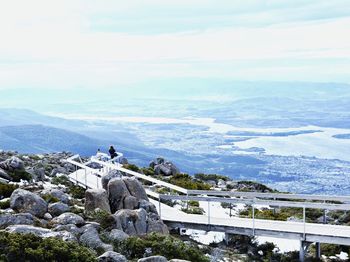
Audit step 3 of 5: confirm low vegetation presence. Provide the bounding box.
[115,233,209,262]
[51,176,85,199]
[0,232,96,262]
[169,173,211,190]
[0,183,18,198]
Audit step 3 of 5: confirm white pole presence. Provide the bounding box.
[159,198,162,218]
[85,169,87,188]
[208,200,210,225]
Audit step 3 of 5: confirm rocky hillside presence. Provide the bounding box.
[0,151,208,262]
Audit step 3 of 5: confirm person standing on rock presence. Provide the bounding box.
[109,146,118,160]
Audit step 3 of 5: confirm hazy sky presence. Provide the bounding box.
[0,0,349,90]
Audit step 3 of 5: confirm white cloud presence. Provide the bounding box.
[0,0,349,89]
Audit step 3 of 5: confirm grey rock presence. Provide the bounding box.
[48,202,70,217]
[105,229,129,243]
[102,169,122,190]
[139,200,158,214]
[50,167,68,177]
[0,213,36,229]
[80,222,101,233]
[0,168,12,181]
[85,189,111,214]
[86,162,103,169]
[113,209,137,235]
[5,225,77,241]
[27,167,46,182]
[147,216,169,235]
[123,177,149,201]
[41,188,70,204]
[79,227,113,252]
[53,224,81,237]
[108,178,130,213]
[124,195,138,210]
[98,251,127,262]
[10,189,48,218]
[151,158,179,176]
[52,212,85,226]
[134,208,147,235]
[0,156,24,171]
[44,212,53,220]
[138,256,168,262]
[169,260,191,262]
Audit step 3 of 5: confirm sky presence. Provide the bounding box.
[0,0,350,91]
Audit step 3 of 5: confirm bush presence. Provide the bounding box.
[181,207,204,215]
[51,176,71,187]
[194,173,229,182]
[115,233,209,262]
[41,194,60,204]
[0,199,10,209]
[9,170,32,182]
[69,185,85,199]
[169,174,211,190]
[124,164,140,172]
[188,200,200,207]
[88,209,115,230]
[0,232,96,262]
[0,183,18,198]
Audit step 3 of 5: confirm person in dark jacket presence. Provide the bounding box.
[109,146,118,159]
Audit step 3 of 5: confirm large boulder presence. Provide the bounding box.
[108,178,130,213]
[85,189,111,214]
[27,167,45,182]
[139,200,158,214]
[150,158,179,176]
[123,177,149,201]
[147,213,169,234]
[104,229,129,243]
[113,209,150,236]
[124,195,138,210]
[52,212,85,226]
[48,202,70,217]
[0,213,36,229]
[5,225,77,241]
[41,188,70,204]
[98,251,127,262]
[79,227,113,252]
[0,156,24,172]
[138,256,168,262]
[102,170,122,190]
[10,189,48,218]
[52,224,81,238]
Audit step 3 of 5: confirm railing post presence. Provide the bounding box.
[159,196,162,218]
[252,200,255,236]
[75,165,78,184]
[303,206,306,240]
[96,175,99,189]
[208,200,210,225]
[85,168,87,189]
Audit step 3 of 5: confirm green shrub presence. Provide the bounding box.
[88,209,115,230]
[188,200,200,207]
[0,232,96,262]
[51,176,71,187]
[194,173,229,182]
[141,167,155,176]
[169,174,211,190]
[69,185,85,199]
[115,233,209,262]
[0,199,10,209]
[124,164,140,172]
[9,170,32,182]
[181,207,204,215]
[41,194,60,204]
[0,183,18,198]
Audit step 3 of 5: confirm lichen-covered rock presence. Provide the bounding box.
[98,251,127,262]
[139,200,158,214]
[124,195,138,210]
[138,256,168,262]
[0,213,36,229]
[52,212,85,226]
[79,227,113,252]
[52,224,81,238]
[147,213,169,234]
[41,188,70,204]
[85,189,111,214]
[108,178,130,213]
[48,202,70,217]
[102,169,122,190]
[104,229,129,243]
[113,209,137,235]
[27,167,45,182]
[123,177,149,201]
[0,156,24,172]
[5,225,77,241]
[10,189,48,218]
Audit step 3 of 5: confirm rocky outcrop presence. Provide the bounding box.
[10,189,48,218]
[108,178,131,213]
[0,213,37,229]
[85,189,111,214]
[0,168,12,181]
[5,225,77,241]
[138,256,168,262]
[48,202,70,217]
[27,167,45,182]
[79,227,113,252]
[52,224,81,238]
[52,212,85,226]
[150,158,179,176]
[102,169,122,190]
[123,177,149,202]
[98,251,127,262]
[0,156,24,172]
